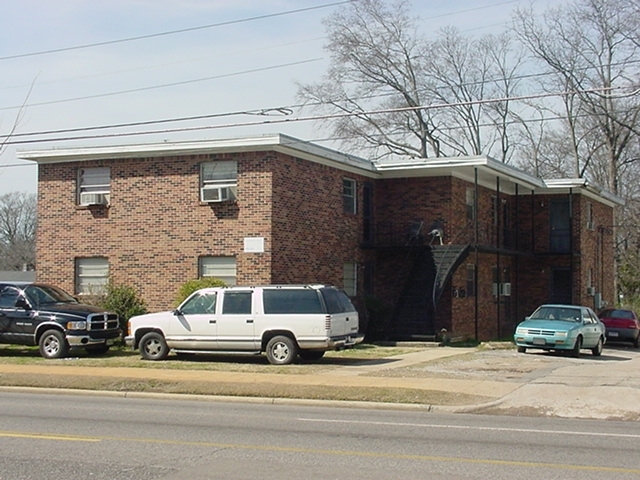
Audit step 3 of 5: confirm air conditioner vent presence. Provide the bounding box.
[201,186,235,203]
[80,192,108,206]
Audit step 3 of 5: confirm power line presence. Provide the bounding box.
[0,58,323,112]
[0,1,352,61]
[3,84,634,146]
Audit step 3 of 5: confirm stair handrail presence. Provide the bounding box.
[432,220,475,307]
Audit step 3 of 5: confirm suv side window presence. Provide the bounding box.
[263,289,324,314]
[222,291,252,314]
[180,292,217,315]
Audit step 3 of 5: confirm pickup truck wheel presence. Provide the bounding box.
[39,330,69,359]
[299,350,325,362]
[139,332,169,360]
[266,335,298,365]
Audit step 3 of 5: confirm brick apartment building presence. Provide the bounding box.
[20,134,622,341]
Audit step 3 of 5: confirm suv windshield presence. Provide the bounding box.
[24,285,78,307]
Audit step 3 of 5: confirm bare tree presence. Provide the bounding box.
[298,0,523,161]
[513,0,640,194]
[0,192,36,271]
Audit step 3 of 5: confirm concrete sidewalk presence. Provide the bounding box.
[0,346,639,420]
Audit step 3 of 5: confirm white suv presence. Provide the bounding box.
[125,285,364,365]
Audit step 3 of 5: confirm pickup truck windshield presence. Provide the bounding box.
[24,285,79,307]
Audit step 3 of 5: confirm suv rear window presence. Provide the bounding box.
[263,289,324,314]
[320,288,356,314]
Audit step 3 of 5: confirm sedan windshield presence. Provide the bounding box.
[24,285,79,307]
[531,306,581,322]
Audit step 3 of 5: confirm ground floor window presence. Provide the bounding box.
[343,262,357,296]
[199,256,236,285]
[75,257,108,294]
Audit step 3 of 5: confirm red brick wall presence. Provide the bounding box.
[36,151,371,312]
[270,154,368,287]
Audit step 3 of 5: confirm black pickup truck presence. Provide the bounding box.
[0,282,120,358]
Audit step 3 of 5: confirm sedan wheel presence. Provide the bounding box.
[571,336,582,358]
[591,337,603,356]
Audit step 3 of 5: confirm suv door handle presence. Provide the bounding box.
[209,319,216,324]
[246,319,254,324]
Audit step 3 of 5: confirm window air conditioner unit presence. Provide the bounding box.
[500,283,512,296]
[80,192,107,206]
[586,221,594,230]
[586,286,596,296]
[201,186,233,203]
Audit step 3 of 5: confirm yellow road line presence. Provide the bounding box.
[2,430,639,474]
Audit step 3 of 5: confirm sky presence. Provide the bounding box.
[0,0,564,196]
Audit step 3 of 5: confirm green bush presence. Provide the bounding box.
[99,282,148,338]
[174,277,227,307]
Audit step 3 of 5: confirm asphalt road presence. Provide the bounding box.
[1,391,639,480]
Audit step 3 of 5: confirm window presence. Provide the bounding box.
[0,287,20,308]
[78,167,110,205]
[343,262,357,297]
[200,161,237,202]
[466,188,476,220]
[76,257,108,294]
[200,256,236,285]
[343,178,356,214]
[222,291,252,314]
[263,289,324,314]
[586,202,594,230]
[466,264,476,297]
[180,291,217,315]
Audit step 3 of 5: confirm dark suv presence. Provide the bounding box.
[0,282,120,358]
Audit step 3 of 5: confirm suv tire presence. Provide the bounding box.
[265,335,298,365]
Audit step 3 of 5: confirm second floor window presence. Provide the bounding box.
[343,178,356,214]
[200,161,237,203]
[78,167,110,206]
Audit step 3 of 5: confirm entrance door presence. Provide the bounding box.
[550,268,572,304]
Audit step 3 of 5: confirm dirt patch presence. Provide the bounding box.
[0,372,492,406]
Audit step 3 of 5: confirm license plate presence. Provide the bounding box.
[533,337,546,345]
[609,332,619,337]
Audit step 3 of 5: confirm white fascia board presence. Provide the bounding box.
[541,178,624,207]
[17,134,378,177]
[375,155,545,193]
[18,134,379,178]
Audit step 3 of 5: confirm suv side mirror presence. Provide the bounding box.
[15,297,31,310]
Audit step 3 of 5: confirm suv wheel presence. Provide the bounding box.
[39,330,69,359]
[139,332,169,360]
[265,335,298,365]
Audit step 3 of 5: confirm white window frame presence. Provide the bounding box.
[586,202,594,230]
[199,256,237,285]
[78,167,111,205]
[343,262,357,297]
[343,178,356,214]
[466,188,476,220]
[201,161,238,202]
[76,257,109,295]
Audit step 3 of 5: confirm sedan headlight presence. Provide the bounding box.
[67,321,87,330]
[555,331,568,337]
[515,328,527,335]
